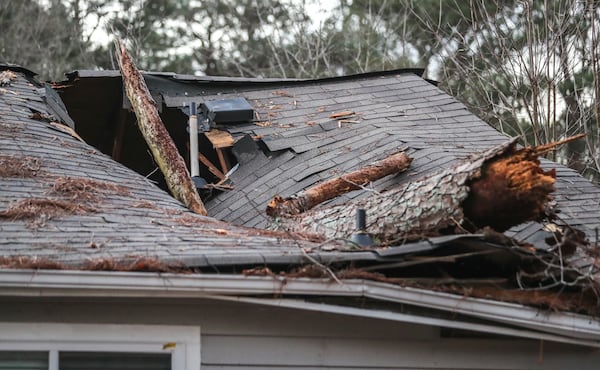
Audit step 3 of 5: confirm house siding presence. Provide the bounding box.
[0,297,597,370]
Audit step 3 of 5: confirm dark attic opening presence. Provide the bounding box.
[54,72,255,201]
[181,97,254,195]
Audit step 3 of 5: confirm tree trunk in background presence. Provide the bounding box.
[115,40,208,216]
[266,151,412,217]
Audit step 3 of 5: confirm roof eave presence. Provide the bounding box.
[0,269,598,346]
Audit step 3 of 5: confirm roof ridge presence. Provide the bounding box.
[63,67,425,85]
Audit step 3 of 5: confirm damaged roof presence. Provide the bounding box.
[0,66,330,268]
[3,65,600,323]
[58,68,600,236]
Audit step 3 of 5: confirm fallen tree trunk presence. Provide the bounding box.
[115,40,207,215]
[272,136,583,243]
[266,151,412,217]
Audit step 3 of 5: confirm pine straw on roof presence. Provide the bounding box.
[0,122,25,134]
[131,200,157,209]
[242,265,600,316]
[0,154,42,177]
[0,70,17,86]
[0,198,93,220]
[49,176,131,202]
[0,177,133,228]
[83,257,189,273]
[0,256,189,274]
[0,256,66,270]
[0,255,597,315]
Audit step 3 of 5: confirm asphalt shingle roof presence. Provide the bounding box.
[4,66,600,273]
[171,72,600,236]
[0,67,338,268]
[2,65,600,317]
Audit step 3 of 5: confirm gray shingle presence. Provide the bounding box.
[0,69,337,267]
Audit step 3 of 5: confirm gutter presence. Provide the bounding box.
[0,269,598,345]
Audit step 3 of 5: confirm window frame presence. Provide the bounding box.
[0,323,200,370]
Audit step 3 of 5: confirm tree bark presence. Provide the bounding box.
[266,151,412,217]
[273,137,579,244]
[115,40,207,215]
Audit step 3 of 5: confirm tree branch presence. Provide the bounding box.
[115,39,207,216]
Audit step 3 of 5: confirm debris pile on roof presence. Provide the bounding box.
[50,176,131,202]
[0,70,17,87]
[0,174,134,228]
[244,230,600,315]
[0,256,190,273]
[0,198,94,228]
[0,154,41,177]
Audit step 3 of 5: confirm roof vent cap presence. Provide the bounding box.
[350,208,374,247]
[200,97,254,125]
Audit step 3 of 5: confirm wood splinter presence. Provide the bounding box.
[463,134,586,231]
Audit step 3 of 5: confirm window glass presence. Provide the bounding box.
[0,351,48,370]
[60,352,170,370]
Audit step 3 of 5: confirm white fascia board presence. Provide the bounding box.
[0,269,598,343]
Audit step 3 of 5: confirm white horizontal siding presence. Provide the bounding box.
[0,297,598,370]
[0,298,435,340]
[201,334,599,370]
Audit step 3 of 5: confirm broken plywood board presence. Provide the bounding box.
[205,129,235,149]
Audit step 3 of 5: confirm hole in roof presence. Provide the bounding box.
[57,80,256,201]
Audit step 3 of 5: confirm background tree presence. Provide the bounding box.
[102,0,194,72]
[0,0,104,81]
[344,0,600,180]
[2,0,598,180]
[102,0,304,76]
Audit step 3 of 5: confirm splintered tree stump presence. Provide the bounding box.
[462,150,555,231]
[115,40,207,215]
[266,151,412,217]
[272,136,582,243]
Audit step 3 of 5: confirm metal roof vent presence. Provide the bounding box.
[200,97,254,125]
[350,209,374,247]
[187,102,208,190]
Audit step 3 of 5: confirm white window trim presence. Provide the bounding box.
[0,322,200,370]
